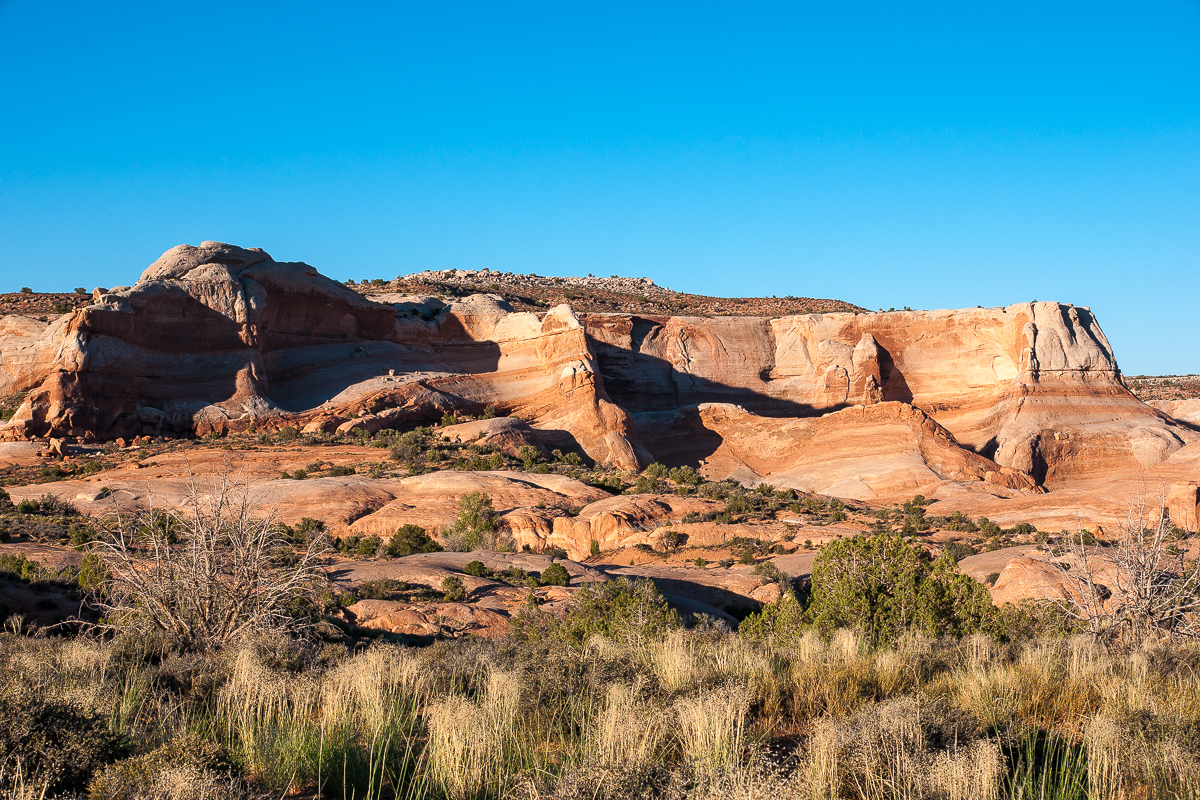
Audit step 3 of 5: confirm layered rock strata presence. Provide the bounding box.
[2,241,1193,493]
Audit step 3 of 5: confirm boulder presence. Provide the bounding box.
[436,417,549,458]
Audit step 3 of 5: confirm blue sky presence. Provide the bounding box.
[1,1,1196,374]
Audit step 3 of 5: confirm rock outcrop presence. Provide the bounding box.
[3,241,1191,495]
[1150,399,1200,428]
[639,401,1040,500]
[582,305,1194,486]
[1,242,644,468]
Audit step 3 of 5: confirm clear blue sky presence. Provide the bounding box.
[1,1,1196,374]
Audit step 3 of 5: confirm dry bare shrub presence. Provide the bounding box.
[1052,489,1200,647]
[88,463,331,650]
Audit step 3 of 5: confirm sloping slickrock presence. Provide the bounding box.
[345,600,512,638]
[549,494,722,559]
[0,314,57,396]
[1150,399,1200,427]
[348,470,610,541]
[434,417,549,457]
[605,563,785,610]
[639,401,1037,501]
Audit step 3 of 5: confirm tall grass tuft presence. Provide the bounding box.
[675,685,751,769]
[591,680,667,766]
[425,670,521,799]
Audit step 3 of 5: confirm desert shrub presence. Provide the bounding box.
[660,528,680,551]
[668,465,701,486]
[464,560,491,577]
[0,691,127,793]
[77,551,108,593]
[942,541,977,562]
[0,487,10,510]
[589,539,601,557]
[0,552,45,582]
[444,492,511,551]
[943,510,979,532]
[517,577,679,645]
[16,493,77,517]
[442,575,467,601]
[540,563,571,587]
[278,517,326,545]
[385,524,443,557]
[739,593,806,645]
[354,535,382,558]
[326,465,355,477]
[809,531,994,644]
[276,426,300,442]
[977,517,1002,537]
[87,733,243,800]
[390,428,432,467]
[753,561,790,587]
[634,475,659,494]
[517,445,541,470]
[356,578,408,600]
[541,545,569,560]
[725,494,753,516]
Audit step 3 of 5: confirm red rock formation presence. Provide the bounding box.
[1,242,644,468]
[3,242,1191,492]
[583,304,1194,486]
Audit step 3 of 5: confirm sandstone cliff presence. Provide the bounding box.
[2,242,1191,493]
[1,242,644,468]
[582,305,1194,486]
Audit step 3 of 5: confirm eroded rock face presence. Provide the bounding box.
[582,304,1194,486]
[1150,399,1200,428]
[648,401,1041,500]
[2,243,643,468]
[2,241,1190,491]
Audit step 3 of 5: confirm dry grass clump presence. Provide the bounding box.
[591,680,667,766]
[674,684,752,769]
[425,670,520,799]
[804,697,1000,800]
